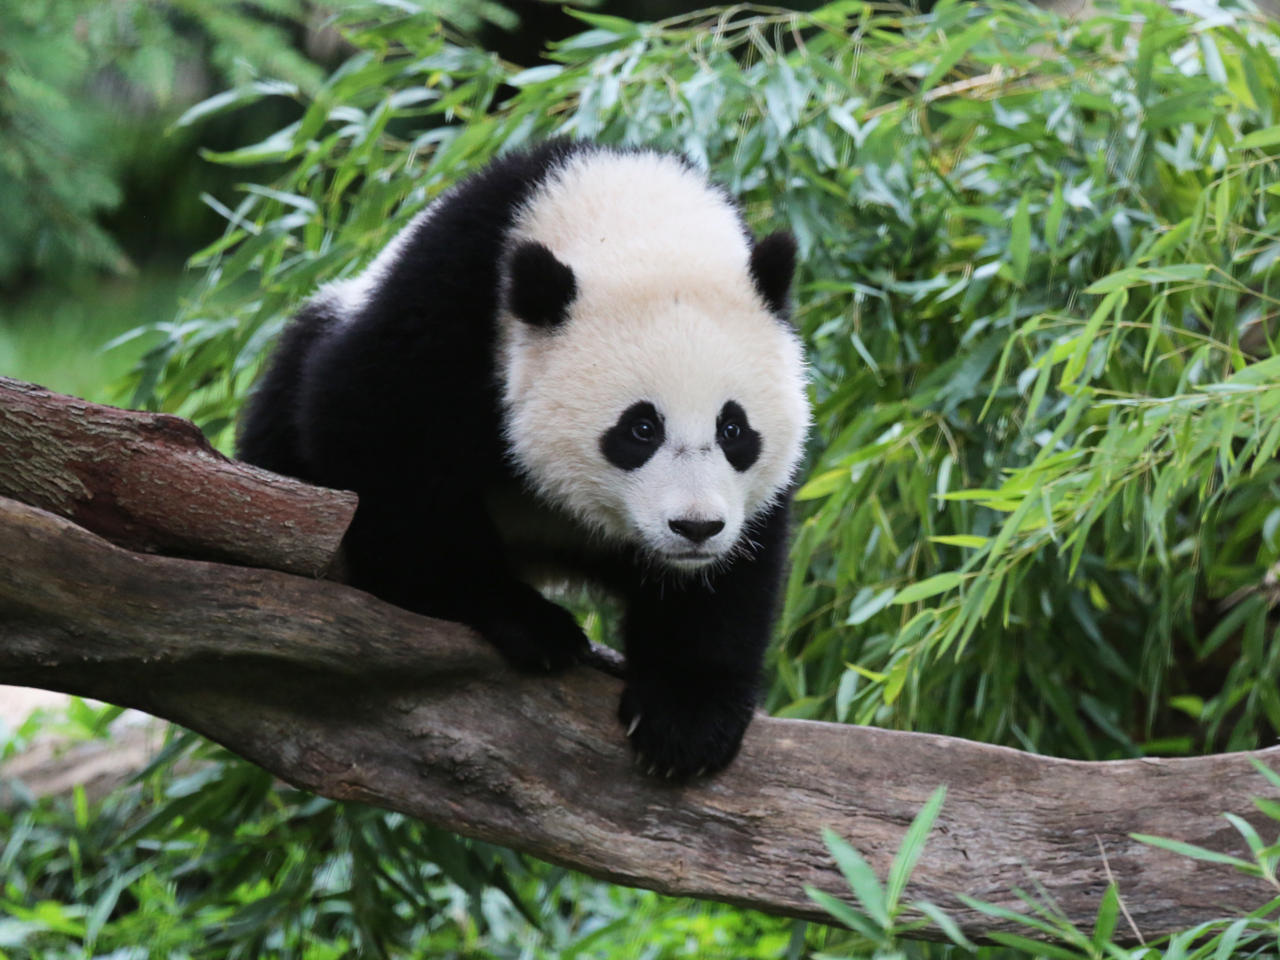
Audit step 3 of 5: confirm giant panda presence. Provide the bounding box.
[237,139,810,779]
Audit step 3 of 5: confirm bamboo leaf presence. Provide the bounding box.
[886,786,947,911]
[820,829,890,928]
[893,573,964,605]
[1130,834,1255,870]
[1234,125,1280,151]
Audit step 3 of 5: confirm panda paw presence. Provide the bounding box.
[479,584,589,673]
[618,684,753,781]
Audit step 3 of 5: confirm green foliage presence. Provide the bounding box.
[123,0,1280,762]
[0,1,325,285]
[806,787,972,956]
[0,707,820,959]
[0,0,525,286]
[20,0,1280,957]
[774,0,1280,760]
[810,783,1280,960]
[0,270,176,402]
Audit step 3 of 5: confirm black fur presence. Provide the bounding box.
[507,241,577,327]
[618,498,791,776]
[749,230,797,317]
[236,301,340,482]
[599,401,664,471]
[716,400,760,472]
[237,140,798,779]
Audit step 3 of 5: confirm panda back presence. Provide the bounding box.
[262,141,595,492]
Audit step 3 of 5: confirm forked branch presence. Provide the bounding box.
[0,377,1276,943]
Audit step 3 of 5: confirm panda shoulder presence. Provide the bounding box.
[311,140,599,321]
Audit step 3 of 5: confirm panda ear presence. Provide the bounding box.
[507,241,577,328]
[749,230,797,317]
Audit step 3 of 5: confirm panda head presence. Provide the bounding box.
[498,149,810,572]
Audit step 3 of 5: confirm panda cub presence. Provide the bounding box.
[238,140,810,778]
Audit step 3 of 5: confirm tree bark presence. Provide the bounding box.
[0,376,355,576]
[1,379,1278,945]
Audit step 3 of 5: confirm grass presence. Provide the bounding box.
[0,268,184,404]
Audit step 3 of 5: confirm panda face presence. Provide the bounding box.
[496,147,810,570]
[500,289,808,570]
[598,397,763,568]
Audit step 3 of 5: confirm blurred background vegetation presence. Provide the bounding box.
[6,0,1280,956]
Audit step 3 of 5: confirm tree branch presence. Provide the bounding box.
[1,378,1277,943]
[0,377,356,576]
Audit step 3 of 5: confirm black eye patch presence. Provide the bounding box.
[600,401,664,471]
[717,400,760,472]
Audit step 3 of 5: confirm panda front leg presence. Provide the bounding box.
[475,579,590,673]
[618,501,790,779]
[341,491,588,672]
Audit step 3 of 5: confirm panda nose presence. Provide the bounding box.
[668,518,725,543]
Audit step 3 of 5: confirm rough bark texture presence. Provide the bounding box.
[1,495,1278,943]
[2,378,1279,944]
[0,376,355,576]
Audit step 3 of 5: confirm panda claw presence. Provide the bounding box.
[626,714,642,737]
[697,766,708,778]
[666,767,677,779]
[646,762,658,777]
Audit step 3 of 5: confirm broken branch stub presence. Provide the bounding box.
[0,376,355,576]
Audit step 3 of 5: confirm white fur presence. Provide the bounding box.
[498,149,810,568]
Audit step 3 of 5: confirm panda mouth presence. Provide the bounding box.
[664,550,717,563]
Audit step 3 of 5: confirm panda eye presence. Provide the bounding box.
[716,400,760,472]
[602,402,663,470]
[631,419,658,442]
